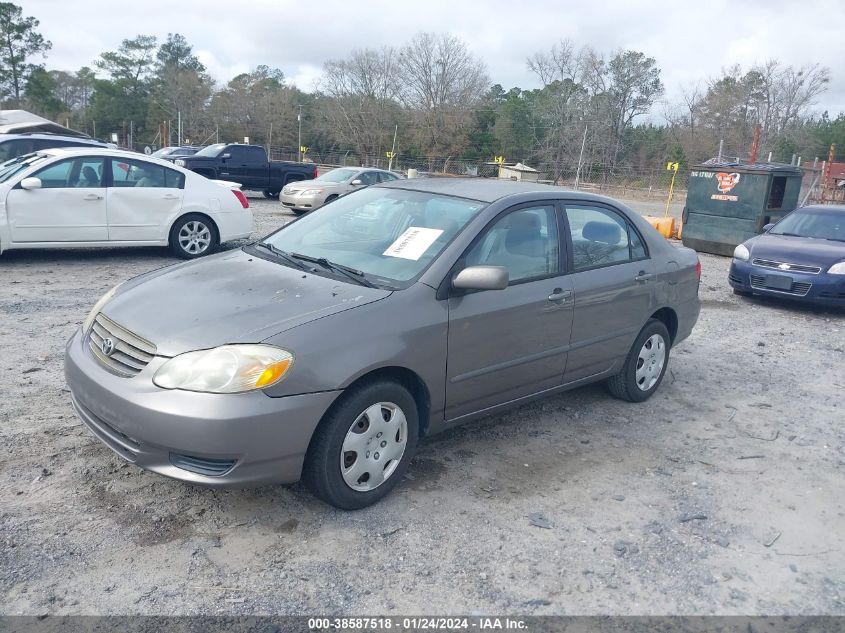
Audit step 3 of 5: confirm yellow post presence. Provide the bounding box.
[664,162,679,218]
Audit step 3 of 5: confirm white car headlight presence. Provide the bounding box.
[299,189,323,196]
[174,159,186,167]
[153,345,294,393]
[733,244,750,261]
[829,261,845,275]
[83,283,123,333]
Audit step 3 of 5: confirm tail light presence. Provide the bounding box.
[695,258,701,281]
[232,189,249,209]
[313,167,318,179]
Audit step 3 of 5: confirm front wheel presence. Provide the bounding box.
[607,319,670,402]
[303,380,419,509]
[263,190,279,199]
[169,214,219,259]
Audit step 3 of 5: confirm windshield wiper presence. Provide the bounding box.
[289,252,377,288]
[255,242,308,270]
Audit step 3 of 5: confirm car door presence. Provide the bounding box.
[445,203,574,420]
[562,203,654,384]
[5,156,108,242]
[222,146,264,187]
[106,157,185,241]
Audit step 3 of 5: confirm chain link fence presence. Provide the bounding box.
[267,145,690,201]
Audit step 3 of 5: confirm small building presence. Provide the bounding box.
[681,160,803,256]
[495,162,540,182]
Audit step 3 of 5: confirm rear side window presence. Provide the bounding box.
[565,205,647,271]
[110,158,184,189]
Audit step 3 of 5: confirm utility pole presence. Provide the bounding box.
[574,124,588,189]
[177,111,182,146]
[717,139,724,162]
[388,124,398,171]
[297,105,303,162]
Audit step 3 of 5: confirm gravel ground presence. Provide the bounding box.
[1,193,843,616]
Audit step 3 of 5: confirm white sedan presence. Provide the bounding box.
[0,148,253,258]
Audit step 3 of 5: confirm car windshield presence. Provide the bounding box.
[151,147,175,157]
[770,208,845,242]
[0,153,48,184]
[193,143,227,157]
[260,187,485,285]
[315,168,359,183]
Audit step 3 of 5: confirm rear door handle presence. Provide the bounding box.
[548,288,572,302]
[635,272,654,282]
[163,194,179,200]
[83,194,103,201]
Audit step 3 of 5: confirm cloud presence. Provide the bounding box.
[25,0,845,114]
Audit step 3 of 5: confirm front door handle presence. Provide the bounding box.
[83,194,103,201]
[635,272,654,282]
[548,288,572,302]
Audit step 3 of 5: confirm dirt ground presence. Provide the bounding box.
[1,193,843,616]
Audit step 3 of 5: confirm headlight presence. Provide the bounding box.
[83,283,122,333]
[174,159,185,167]
[299,189,323,196]
[153,345,293,393]
[829,262,845,275]
[733,244,750,261]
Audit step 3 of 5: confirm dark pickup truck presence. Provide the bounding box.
[174,143,317,198]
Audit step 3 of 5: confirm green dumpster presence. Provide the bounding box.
[681,161,803,256]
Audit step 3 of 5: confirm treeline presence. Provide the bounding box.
[2,2,843,175]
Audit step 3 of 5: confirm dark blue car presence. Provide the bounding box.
[728,204,845,307]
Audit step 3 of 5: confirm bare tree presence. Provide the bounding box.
[318,47,402,158]
[398,32,488,162]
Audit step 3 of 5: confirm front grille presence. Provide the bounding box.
[169,453,236,477]
[749,275,812,296]
[88,314,156,377]
[752,258,821,274]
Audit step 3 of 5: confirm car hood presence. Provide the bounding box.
[100,249,391,357]
[283,179,346,192]
[749,233,845,269]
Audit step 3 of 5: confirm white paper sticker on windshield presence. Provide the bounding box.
[383,227,444,260]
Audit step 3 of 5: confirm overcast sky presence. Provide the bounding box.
[26,0,845,118]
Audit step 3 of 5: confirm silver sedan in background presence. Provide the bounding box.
[279,167,402,214]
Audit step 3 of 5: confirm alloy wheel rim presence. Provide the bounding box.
[340,402,408,492]
[635,333,666,391]
[178,221,211,254]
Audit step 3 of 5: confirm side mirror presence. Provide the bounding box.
[20,177,42,190]
[762,223,775,233]
[221,153,231,160]
[350,179,363,186]
[452,266,509,291]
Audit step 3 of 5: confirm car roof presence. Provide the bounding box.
[798,204,845,214]
[0,133,105,144]
[37,147,144,158]
[378,176,612,203]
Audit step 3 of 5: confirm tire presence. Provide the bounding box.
[263,190,279,199]
[291,208,308,216]
[733,288,752,297]
[303,380,419,510]
[323,195,339,205]
[168,214,219,259]
[607,319,671,403]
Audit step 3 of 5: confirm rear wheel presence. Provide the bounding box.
[169,214,219,259]
[303,380,418,509]
[607,319,670,402]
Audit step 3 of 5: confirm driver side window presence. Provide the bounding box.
[465,205,559,284]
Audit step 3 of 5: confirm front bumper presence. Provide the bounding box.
[729,260,845,306]
[65,329,341,487]
[279,191,325,212]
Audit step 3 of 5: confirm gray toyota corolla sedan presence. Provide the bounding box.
[65,179,700,509]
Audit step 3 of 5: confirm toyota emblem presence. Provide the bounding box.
[101,337,115,357]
